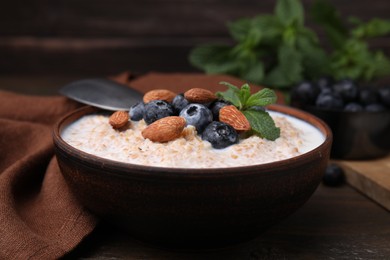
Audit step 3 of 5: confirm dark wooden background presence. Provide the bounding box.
[1,2,390,258]
[1,0,389,77]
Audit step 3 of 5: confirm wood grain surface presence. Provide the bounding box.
[63,184,390,259]
[337,155,390,211]
[1,0,390,76]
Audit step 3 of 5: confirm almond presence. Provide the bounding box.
[109,111,129,129]
[142,116,186,143]
[184,88,217,103]
[219,105,251,131]
[143,89,176,103]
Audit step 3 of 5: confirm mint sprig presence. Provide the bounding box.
[217,82,280,141]
[190,0,390,88]
[311,0,390,81]
[189,0,330,89]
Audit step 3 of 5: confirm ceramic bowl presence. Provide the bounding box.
[304,107,390,160]
[53,105,332,248]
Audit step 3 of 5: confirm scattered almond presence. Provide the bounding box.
[184,88,217,103]
[143,89,176,103]
[219,105,251,131]
[142,116,186,143]
[109,111,129,129]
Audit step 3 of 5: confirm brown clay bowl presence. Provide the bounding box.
[53,105,332,248]
[304,106,390,160]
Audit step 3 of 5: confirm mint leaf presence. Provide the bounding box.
[263,44,303,88]
[252,15,283,44]
[218,82,252,109]
[204,61,240,75]
[311,0,348,48]
[276,0,304,26]
[189,45,238,74]
[245,88,277,107]
[351,18,390,39]
[240,61,265,85]
[217,82,241,107]
[243,110,280,141]
[219,81,241,93]
[311,0,347,31]
[296,34,331,78]
[216,89,240,108]
[239,84,251,108]
[329,38,390,81]
[228,18,253,42]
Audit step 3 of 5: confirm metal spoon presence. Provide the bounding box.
[59,78,143,111]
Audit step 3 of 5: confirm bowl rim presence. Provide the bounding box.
[53,104,333,179]
[303,104,390,115]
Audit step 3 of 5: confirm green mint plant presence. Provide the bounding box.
[189,0,329,90]
[311,0,390,82]
[217,82,280,140]
[189,0,390,90]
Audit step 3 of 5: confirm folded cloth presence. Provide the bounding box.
[0,72,283,259]
[0,92,96,260]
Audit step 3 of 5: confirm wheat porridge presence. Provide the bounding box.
[61,111,324,168]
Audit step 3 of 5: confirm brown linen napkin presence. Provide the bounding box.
[0,72,283,259]
[113,71,285,102]
[0,92,97,259]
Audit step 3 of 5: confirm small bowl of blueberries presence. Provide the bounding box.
[291,76,390,160]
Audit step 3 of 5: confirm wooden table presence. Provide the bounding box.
[63,184,390,259]
[2,76,390,259]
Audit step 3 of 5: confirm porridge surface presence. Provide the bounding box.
[61,111,324,168]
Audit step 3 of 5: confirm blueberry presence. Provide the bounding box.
[144,100,174,124]
[129,102,145,121]
[359,88,379,105]
[344,102,363,112]
[315,92,344,110]
[332,79,358,102]
[291,81,320,107]
[365,103,387,112]
[201,121,239,149]
[172,93,190,113]
[179,104,213,133]
[209,99,231,120]
[378,87,390,107]
[316,76,334,92]
[319,88,333,95]
[323,163,345,187]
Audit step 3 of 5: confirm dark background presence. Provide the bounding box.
[1,0,389,77]
[1,2,390,258]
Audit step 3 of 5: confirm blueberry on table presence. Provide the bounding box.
[144,100,175,124]
[344,102,364,112]
[315,92,344,110]
[365,103,387,112]
[179,104,213,133]
[378,87,390,107]
[210,99,231,120]
[323,163,345,187]
[172,93,190,113]
[201,121,239,149]
[291,81,320,107]
[359,88,379,106]
[129,102,145,121]
[332,79,358,102]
